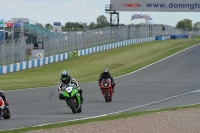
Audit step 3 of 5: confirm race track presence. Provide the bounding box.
[1,44,200,131]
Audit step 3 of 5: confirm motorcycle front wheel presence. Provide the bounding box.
[104,90,109,102]
[68,98,77,114]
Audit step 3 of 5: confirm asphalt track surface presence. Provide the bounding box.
[1,44,200,131]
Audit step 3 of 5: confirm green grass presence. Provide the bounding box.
[26,54,30,61]
[1,38,200,91]
[1,38,200,132]
[2,103,200,133]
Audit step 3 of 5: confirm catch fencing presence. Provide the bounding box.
[39,24,192,57]
[1,24,200,66]
[0,36,27,66]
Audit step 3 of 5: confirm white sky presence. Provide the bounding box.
[0,0,200,27]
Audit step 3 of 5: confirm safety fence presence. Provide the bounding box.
[0,36,27,66]
[0,37,157,75]
[1,23,200,66]
[40,25,187,57]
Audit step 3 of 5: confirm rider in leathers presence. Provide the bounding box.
[0,90,9,106]
[98,68,116,92]
[58,70,83,104]
[0,90,9,117]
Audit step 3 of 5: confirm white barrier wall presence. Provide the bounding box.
[0,37,156,75]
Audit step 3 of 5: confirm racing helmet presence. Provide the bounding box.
[103,68,109,75]
[61,70,70,84]
[0,90,4,96]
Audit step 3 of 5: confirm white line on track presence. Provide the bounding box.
[10,115,93,118]
[5,43,199,92]
[0,89,198,132]
[106,90,195,115]
[1,44,199,131]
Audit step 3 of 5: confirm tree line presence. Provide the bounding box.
[3,15,198,32]
[175,19,200,31]
[44,15,111,31]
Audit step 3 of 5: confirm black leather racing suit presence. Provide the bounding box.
[98,72,115,89]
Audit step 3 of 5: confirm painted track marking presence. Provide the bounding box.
[1,44,199,131]
[0,89,197,131]
[5,44,199,92]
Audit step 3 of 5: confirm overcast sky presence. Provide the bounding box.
[0,0,200,27]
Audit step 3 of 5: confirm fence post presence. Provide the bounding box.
[12,39,17,64]
[24,36,28,61]
[3,39,8,65]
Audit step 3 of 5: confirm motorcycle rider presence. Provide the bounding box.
[0,90,9,117]
[0,90,9,106]
[58,70,84,104]
[98,68,116,93]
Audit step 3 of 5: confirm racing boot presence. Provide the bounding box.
[112,83,115,93]
[4,100,9,106]
[80,94,84,104]
[0,110,3,119]
[112,86,115,93]
[78,89,84,104]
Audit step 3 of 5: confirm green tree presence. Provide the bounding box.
[96,15,109,28]
[35,23,43,28]
[120,23,126,26]
[45,23,52,30]
[81,22,88,30]
[193,21,200,29]
[88,22,96,30]
[65,22,86,31]
[139,22,145,25]
[175,19,192,31]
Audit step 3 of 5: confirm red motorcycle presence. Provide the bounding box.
[99,78,113,102]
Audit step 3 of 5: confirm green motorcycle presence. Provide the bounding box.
[61,83,82,114]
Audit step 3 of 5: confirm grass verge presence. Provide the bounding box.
[1,103,200,133]
[1,38,200,91]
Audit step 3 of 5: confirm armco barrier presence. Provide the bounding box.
[0,37,157,75]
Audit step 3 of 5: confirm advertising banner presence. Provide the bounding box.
[53,22,61,26]
[110,0,200,12]
[131,14,151,20]
[69,51,78,59]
